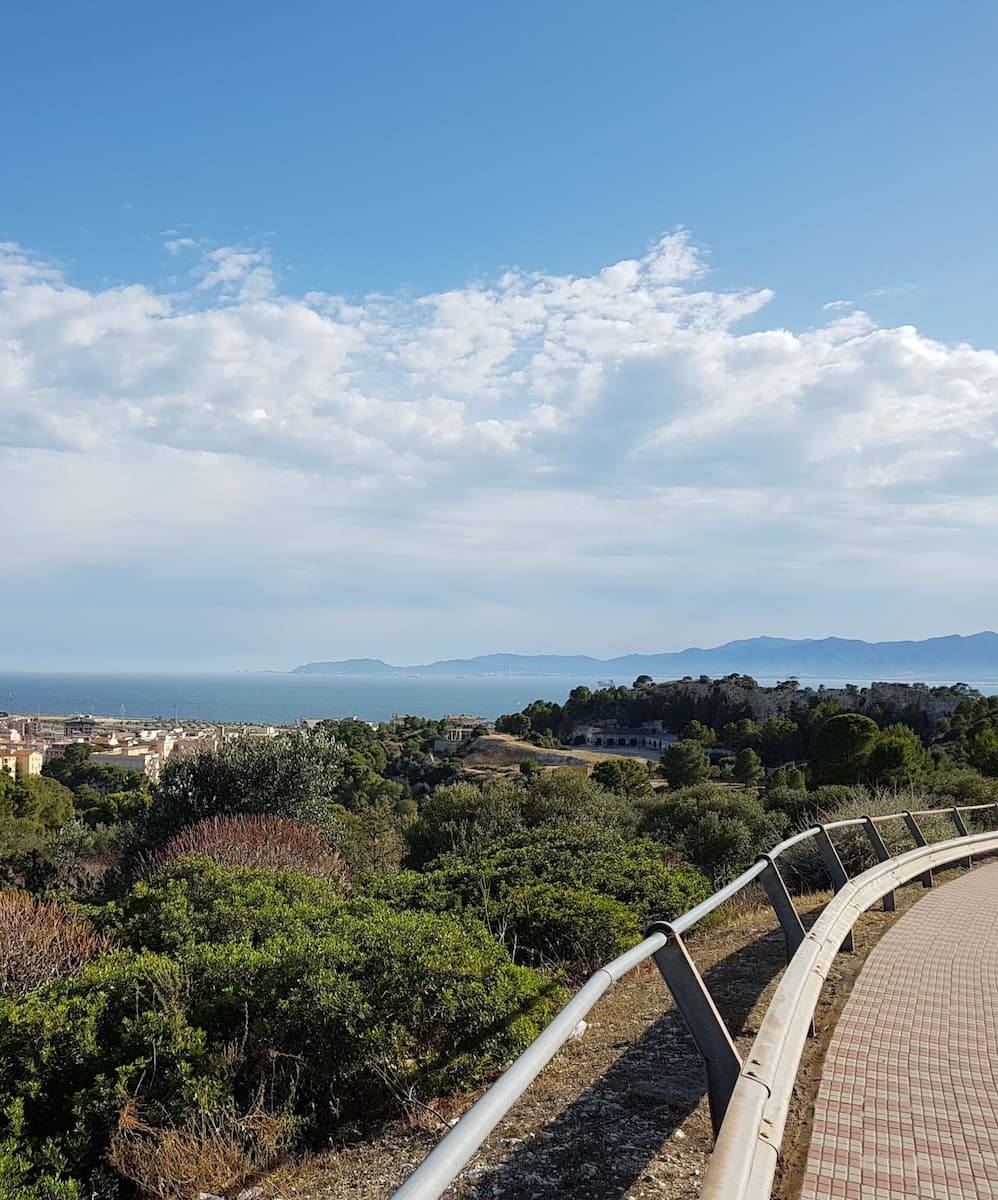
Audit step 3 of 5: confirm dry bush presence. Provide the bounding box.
[779,786,964,892]
[111,1099,297,1200]
[0,892,115,997]
[141,814,347,886]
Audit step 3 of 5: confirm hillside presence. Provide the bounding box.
[457,732,631,771]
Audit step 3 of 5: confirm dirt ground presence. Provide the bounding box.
[258,864,978,1200]
[457,733,626,771]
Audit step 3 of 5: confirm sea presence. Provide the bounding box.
[2,671,997,727]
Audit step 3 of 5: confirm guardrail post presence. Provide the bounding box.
[648,926,741,1136]
[861,817,896,912]
[758,855,806,962]
[903,811,933,887]
[814,826,854,952]
[950,807,973,869]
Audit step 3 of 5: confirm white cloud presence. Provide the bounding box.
[1,231,996,667]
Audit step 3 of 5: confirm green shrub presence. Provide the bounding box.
[499,884,641,975]
[923,769,998,808]
[0,950,223,1191]
[406,778,524,866]
[640,783,787,881]
[520,770,638,834]
[764,785,816,825]
[1,863,564,1196]
[365,825,710,971]
[0,1140,81,1199]
[93,856,346,953]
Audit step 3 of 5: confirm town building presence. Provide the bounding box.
[64,716,99,738]
[90,750,161,783]
[12,749,43,778]
[575,722,675,759]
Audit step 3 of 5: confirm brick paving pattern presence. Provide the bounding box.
[800,860,998,1200]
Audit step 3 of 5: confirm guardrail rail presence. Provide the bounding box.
[391,801,998,1200]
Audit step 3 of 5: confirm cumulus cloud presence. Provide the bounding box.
[1,231,996,667]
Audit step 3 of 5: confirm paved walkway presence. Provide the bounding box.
[800,860,998,1200]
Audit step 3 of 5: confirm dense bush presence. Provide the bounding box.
[640,783,787,881]
[922,769,998,807]
[365,825,710,976]
[498,883,641,973]
[406,778,524,865]
[1,860,564,1197]
[141,814,347,886]
[764,785,816,825]
[94,856,350,952]
[519,770,637,834]
[406,771,637,868]
[0,1139,81,1199]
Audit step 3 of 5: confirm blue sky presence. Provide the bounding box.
[2,1,997,670]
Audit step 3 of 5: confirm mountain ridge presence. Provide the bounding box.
[292,633,998,679]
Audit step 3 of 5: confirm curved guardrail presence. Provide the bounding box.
[701,825,998,1199]
[391,802,998,1200]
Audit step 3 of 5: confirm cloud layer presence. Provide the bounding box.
[2,233,996,668]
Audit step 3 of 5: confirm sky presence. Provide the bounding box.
[2,0,997,671]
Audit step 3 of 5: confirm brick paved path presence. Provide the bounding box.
[800,860,998,1200]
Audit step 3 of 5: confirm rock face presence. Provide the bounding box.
[567,679,968,744]
[660,678,965,723]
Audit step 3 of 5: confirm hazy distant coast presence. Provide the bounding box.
[292,632,998,680]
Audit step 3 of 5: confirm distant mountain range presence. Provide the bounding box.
[292,633,998,681]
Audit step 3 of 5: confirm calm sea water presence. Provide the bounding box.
[1,671,997,726]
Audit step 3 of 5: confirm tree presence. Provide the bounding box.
[721,719,760,750]
[519,759,541,780]
[757,717,802,765]
[143,732,346,845]
[767,763,807,792]
[495,713,531,738]
[315,718,387,772]
[732,748,764,787]
[9,775,75,835]
[680,721,717,748]
[809,713,879,785]
[866,724,931,786]
[591,757,653,800]
[43,743,140,800]
[660,740,711,788]
[963,727,998,777]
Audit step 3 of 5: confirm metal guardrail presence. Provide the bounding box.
[391,802,998,1200]
[701,824,998,1199]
